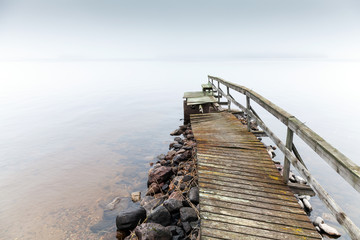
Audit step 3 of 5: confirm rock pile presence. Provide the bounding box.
[116,124,200,240]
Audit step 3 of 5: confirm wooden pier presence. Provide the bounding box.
[184,76,360,239]
[191,112,321,239]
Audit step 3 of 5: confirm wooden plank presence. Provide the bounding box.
[202,219,320,240]
[202,227,269,240]
[201,198,310,222]
[201,212,320,238]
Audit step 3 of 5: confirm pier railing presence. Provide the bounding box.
[208,75,360,239]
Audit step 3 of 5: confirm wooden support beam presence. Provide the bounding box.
[283,127,293,183]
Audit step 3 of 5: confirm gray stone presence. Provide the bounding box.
[141,196,164,215]
[173,144,183,149]
[135,223,172,240]
[166,225,185,238]
[147,205,171,226]
[189,187,199,204]
[182,221,192,234]
[163,199,183,213]
[182,175,193,182]
[116,205,146,231]
[180,207,198,222]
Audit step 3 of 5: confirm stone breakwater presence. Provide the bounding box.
[115,123,200,240]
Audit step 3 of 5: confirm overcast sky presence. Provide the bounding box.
[1,0,360,61]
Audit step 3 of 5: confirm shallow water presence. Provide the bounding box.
[0,60,359,239]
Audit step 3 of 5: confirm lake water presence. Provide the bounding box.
[1,60,359,239]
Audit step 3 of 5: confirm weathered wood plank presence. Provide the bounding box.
[201,212,321,238]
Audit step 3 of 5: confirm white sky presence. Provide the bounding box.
[0,0,360,61]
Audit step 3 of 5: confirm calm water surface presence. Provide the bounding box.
[1,60,359,239]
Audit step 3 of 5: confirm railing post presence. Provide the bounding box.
[283,127,294,183]
[246,96,251,131]
[218,81,220,103]
[227,86,231,111]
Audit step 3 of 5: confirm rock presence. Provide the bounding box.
[169,141,178,150]
[169,191,184,201]
[116,230,128,240]
[182,221,192,234]
[298,199,304,209]
[140,196,164,215]
[105,197,121,210]
[173,154,186,164]
[313,216,324,227]
[165,150,176,160]
[170,129,183,136]
[147,205,171,226]
[161,183,169,191]
[176,149,186,155]
[182,146,192,150]
[131,192,141,203]
[135,223,172,240]
[173,143,183,149]
[179,125,187,131]
[169,176,184,191]
[166,225,185,238]
[180,207,198,222]
[302,198,312,212]
[190,220,200,229]
[148,166,172,186]
[157,154,165,160]
[116,206,146,231]
[146,182,161,196]
[163,199,183,213]
[319,223,341,237]
[186,134,194,140]
[189,187,199,204]
[295,175,307,184]
[182,175,193,182]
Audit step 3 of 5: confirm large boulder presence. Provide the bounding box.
[147,166,173,186]
[180,207,198,222]
[147,205,171,226]
[135,223,172,240]
[116,206,146,231]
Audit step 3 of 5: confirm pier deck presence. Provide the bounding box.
[191,112,321,240]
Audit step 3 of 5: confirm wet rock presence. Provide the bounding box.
[170,129,183,136]
[157,154,166,160]
[146,182,162,196]
[131,192,141,203]
[186,134,194,140]
[165,150,177,160]
[176,149,186,155]
[135,223,172,240]
[173,154,186,164]
[141,196,164,215]
[173,143,183,150]
[163,199,183,213]
[182,221,192,234]
[182,146,192,150]
[179,125,187,131]
[174,137,183,144]
[169,141,178,150]
[166,225,185,238]
[180,207,198,222]
[182,175,193,182]
[169,176,184,191]
[148,166,172,186]
[313,216,341,237]
[190,220,200,229]
[147,205,171,226]
[105,197,121,210]
[179,183,186,191]
[189,187,199,204]
[169,191,184,201]
[116,206,146,231]
[161,183,169,192]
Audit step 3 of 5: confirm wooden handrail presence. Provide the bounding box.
[208,75,360,239]
[208,75,360,193]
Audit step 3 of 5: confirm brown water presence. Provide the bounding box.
[1,60,360,239]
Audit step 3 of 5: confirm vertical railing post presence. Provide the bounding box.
[283,127,294,183]
[227,86,231,111]
[246,96,251,131]
[218,81,220,103]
